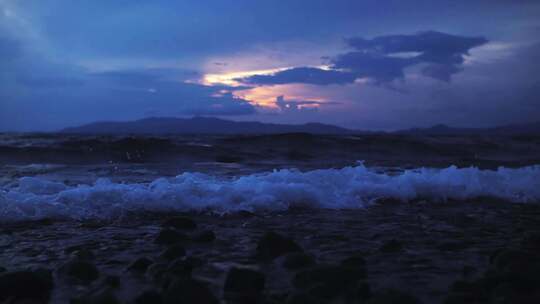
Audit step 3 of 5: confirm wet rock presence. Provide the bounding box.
[293,264,367,300]
[166,258,194,278]
[444,286,490,304]
[462,265,476,277]
[436,241,470,252]
[155,229,189,245]
[72,249,96,261]
[182,256,206,268]
[191,230,216,243]
[491,249,532,271]
[224,267,266,300]
[103,275,121,289]
[283,252,316,270]
[64,243,99,255]
[162,216,197,230]
[450,280,484,294]
[444,280,489,303]
[367,289,421,304]
[340,254,366,269]
[353,281,372,300]
[521,231,540,250]
[58,258,99,283]
[134,289,163,304]
[163,278,218,304]
[0,269,53,303]
[127,257,153,273]
[286,292,322,304]
[256,231,303,261]
[160,244,186,260]
[379,239,403,253]
[147,262,169,281]
[71,289,120,304]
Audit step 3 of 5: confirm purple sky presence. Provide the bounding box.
[1,0,540,131]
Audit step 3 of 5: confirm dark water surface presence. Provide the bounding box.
[1,133,540,303]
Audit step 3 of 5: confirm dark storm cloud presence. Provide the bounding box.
[238,67,357,85]
[240,31,488,85]
[0,39,256,130]
[330,52,413,83]
[346,31,487,61]
[2,0,540,131]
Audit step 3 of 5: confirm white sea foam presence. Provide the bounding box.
[1,163,539,221]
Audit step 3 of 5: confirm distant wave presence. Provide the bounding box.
[1,163,539,221]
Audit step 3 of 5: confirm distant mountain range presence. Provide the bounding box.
[399,122,540,136]
[61,117,540,135]
[61,117,354,134]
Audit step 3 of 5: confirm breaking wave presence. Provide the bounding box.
[1,163,539,221]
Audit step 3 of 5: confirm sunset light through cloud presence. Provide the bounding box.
[202,65,334,109]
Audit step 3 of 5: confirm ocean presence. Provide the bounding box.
[1,133,539,303]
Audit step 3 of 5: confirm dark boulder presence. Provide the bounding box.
[162,217,197,230]
[0,269,53,303]
[340,254,366,269]
[127,257,153,273]
[155,229,189,245]
[71,289,120,304]
[135,289,163,304]
[367,289,421,304]
[163,278,218,304]
[58,258,99,283]
[256,232,303,261]
[103,275,121,289]
[379,239,403,253]
[286,292,323,304]
[293,264,367,300]
[224,267,266,297]
[191,230,216,243]
[72,249,96,261]
[283,252,316,270]
[160,244,186,260]
[165,258,195,278]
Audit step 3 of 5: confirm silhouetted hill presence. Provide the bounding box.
[61,117,540,135]
[399,122,540,135]
[61,117,355,134]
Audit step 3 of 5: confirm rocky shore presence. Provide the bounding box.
[1,200,539,303]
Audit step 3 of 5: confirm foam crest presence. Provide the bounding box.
[1,164,539,221]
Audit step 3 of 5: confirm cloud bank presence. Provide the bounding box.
[239,31,488,85]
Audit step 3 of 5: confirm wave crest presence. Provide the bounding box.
[1,163,539,221]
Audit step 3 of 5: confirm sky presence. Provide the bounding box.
[1,0,540,131]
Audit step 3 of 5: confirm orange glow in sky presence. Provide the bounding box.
[202,66,332,109]
[202,67,291,87]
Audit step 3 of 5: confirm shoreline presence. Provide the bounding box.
[1,200,539,303]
